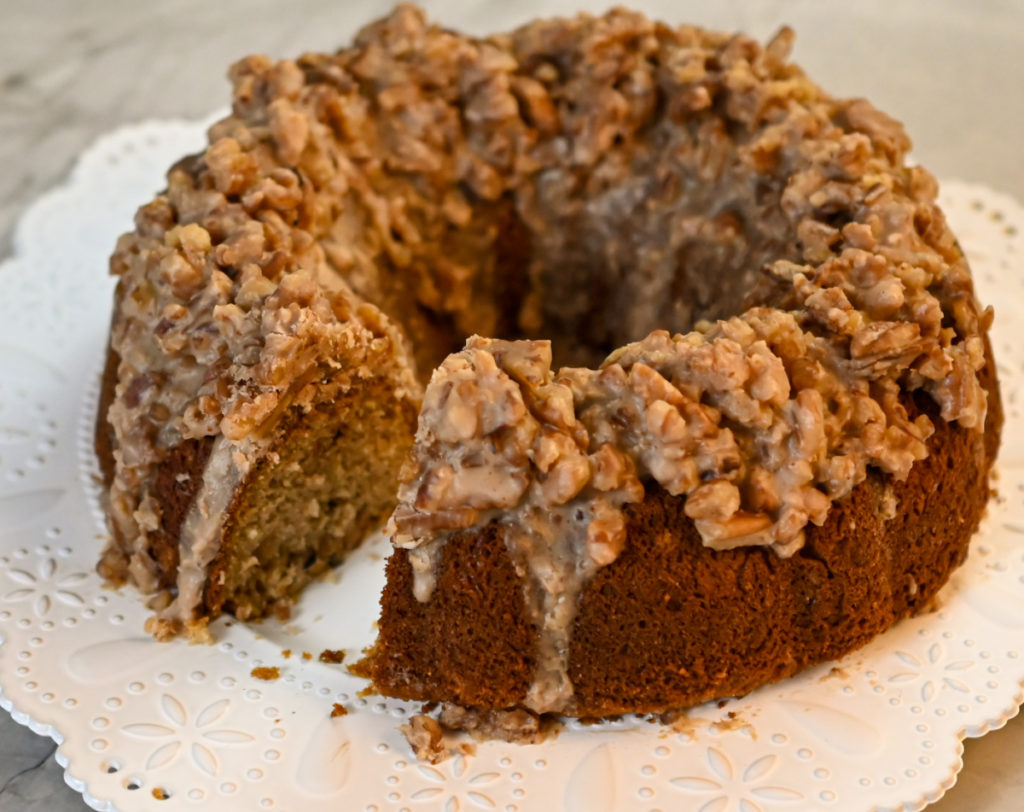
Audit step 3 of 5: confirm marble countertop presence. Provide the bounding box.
[1,1,1021,809]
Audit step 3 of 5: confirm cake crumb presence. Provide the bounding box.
[401,715,448,764]
[319,649,346,664]
[660,707,754,739]
[331,703,349,718]
[282,649,292,659]
[250,666,280,681]
[710,711,754,737]
[301,651,313,661]
[152,787,169,800]
[660,709,707,740]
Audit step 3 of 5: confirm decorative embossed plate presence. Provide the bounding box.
[1,117,1023,812]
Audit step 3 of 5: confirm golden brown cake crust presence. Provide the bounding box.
[372,364,1001,716]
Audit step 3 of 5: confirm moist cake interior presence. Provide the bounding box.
[207,389,418,622]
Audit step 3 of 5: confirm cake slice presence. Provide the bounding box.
[96,242,422,639]
[369,335,1000,719]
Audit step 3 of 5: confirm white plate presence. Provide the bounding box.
[1,118,1023,812]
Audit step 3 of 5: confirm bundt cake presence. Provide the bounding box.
[96,1,1000,726]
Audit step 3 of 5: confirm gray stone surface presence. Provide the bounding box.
[0,2,1021,809]
[0,713,81,811]
[0,713,53,791]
